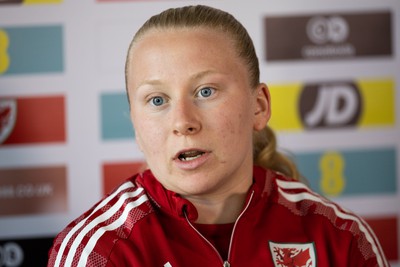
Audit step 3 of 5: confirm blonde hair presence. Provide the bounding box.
[125,5,300,180]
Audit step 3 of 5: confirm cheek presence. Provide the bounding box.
[133,116,164,153]
[215,109,251,141]
[224,98,253,128]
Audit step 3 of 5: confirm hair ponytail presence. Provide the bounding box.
[254,126,300,180]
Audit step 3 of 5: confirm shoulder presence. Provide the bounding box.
[48,175,154,267]
[270,172,388,266]
[272,175,358,229]
[272,173,358,225]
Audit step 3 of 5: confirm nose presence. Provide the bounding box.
[172,98,201,136]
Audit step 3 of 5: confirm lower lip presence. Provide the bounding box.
[173,152,211,170]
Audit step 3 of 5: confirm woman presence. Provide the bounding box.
[48,5,388,267]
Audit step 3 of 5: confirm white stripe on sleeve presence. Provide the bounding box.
[63,187,144,266]
[54,181,137,266]
[277,183,388,267]
[78,194,149,266]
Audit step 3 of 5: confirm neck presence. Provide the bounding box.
[185,180,252,224]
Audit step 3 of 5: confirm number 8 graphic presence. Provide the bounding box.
[0,29,10,74]
[319,152,346,196]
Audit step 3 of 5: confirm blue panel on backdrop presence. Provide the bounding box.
[0,25,64,75]
[100,92,134,140]
[294,147,397,197]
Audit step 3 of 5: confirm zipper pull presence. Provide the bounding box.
[223,261,230,267]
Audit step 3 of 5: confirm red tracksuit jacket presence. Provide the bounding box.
[48,166,388,267]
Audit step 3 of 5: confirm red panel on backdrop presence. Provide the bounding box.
[365,216,398,261]
[0,95,66,145]
[0,165,68,216]
[102,161,146,195]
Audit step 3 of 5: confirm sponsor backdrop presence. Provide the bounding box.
[0,0,399,266]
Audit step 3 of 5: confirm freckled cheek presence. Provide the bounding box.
[135,119,166,154]
[214,114,243,140]
[215,109,252,142]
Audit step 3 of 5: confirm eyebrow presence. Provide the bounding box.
[136,69,223,89]
[190,69,221,81]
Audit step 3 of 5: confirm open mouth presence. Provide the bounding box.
[177,150,205,161]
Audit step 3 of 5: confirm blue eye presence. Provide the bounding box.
[199,87,214,98]
[150,96,164,106]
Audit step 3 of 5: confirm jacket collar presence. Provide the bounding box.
[135,166,273,222]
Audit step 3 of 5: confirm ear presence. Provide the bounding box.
[253,83,271,131]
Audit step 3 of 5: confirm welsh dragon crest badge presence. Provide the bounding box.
[269,241,316,267]
[0,98,17,144]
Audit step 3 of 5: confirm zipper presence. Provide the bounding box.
[226,190,254,262]
[184,213,224,263]
[184,190,255,267]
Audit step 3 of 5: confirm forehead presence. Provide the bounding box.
[130,27,236,58]
[127,27,245,81]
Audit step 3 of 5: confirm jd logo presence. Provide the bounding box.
[0,242,24,267]
[0,99,17,144]
[299,82,362,129]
